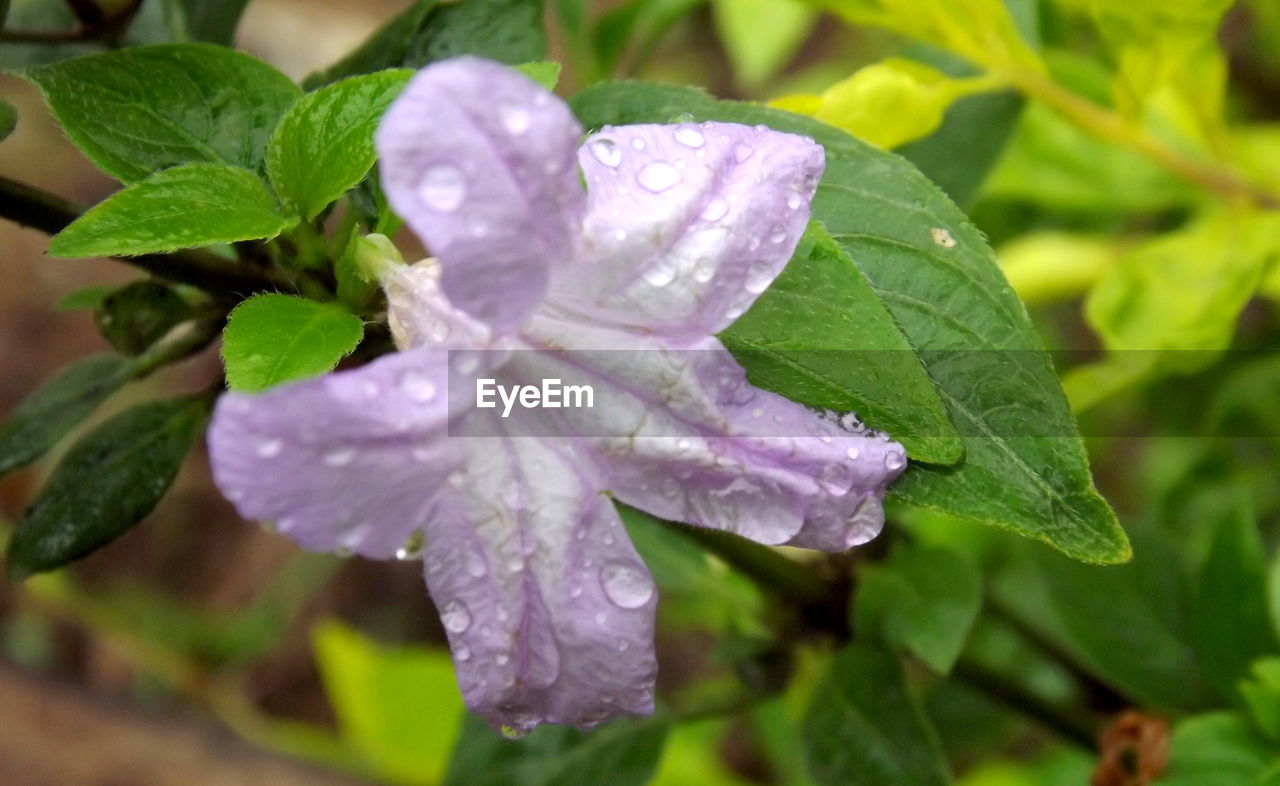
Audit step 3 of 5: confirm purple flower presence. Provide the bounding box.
[208,57,906,734]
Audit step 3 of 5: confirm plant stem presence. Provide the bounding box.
[953,656,1098,750]
[1006,68,1280,209]
[0,175,292,294]
[664,521,828,604]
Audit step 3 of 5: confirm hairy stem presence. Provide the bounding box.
[0,175,292,294]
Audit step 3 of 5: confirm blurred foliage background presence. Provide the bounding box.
[3,0,1280,784]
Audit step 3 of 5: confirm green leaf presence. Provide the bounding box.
[853,545,981,673]
[803,643,952,786]
[94,281,194,356]
[49,163,294,258]
[444,712,668,786]
[0,99,15,142]
[721,221,961,465]
[1240,658,1280,743]
[268,70,413,221]
[222,294,364,393]
[1160,713,1280,786]
[312,620,464,783]
[305,0,546,87]
[21,43,301,183]
[1036,529,1213,709]
[5,395,208,579]
[570,83,1128,564]
[0,354,134,477]
[54,285,114,312]
[168,0,253,45]
[515,60,562,90]
[1192,498,1280,704]
[712,0,816,87]
[594,0,707,76]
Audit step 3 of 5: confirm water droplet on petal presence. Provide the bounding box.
[617,639,630,652]
[255,438,283,458]
[631,137,646,150]
[700,196,729,222]
[454,354,479,374]
[733,143,754,163]
[642,261,677,287]
[455,643,471,661]
[885,450,906,470]
[637,161,682,193]
[400,369,436,402]
[845,446,860,460]
[674,125,705,148]
[818,463,854,495]
[569,583,584,599]
[418,165,466,212]
[744,261,774,294]
[361,380,380,398]
[769,224,788,244]
[669,111,696,124]
[594,611,607,625]
[499,102,531,134]
[786,192,803,210]
[396,529,425,560]
[589,137,622,167]
[465,551,488,577]
[496,653,510,666]
[440,600,471,633]
[507,555,525,572]
[600,562,654,609]
[747,236,761,252]
[693,257,717,282]
[660,477,679,498]
[323,447,356,467]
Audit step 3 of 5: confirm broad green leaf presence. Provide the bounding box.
[313,620,464,783]
[803,643,952,786]
[1241,658,1280,743]
[571,83,1128,564]
[594,0,708,76]
[721,222,961,464]
[811,0,1041,72]
[20,43,301,182]
[268,70,413,220]
[515,61,562,90]
[772,59,1004,150]
[1192,498,1280,703]
[94,281,193,356]
[5,395,208,579]
[0,354,133,477]
[222,294,364,393]
[0,99,14,141]
[54,285,113,312]
[306,0,546,87]
[48,163,294,258]
[713,0,816,87]
[1035,529,1213,709]
[444,712,668,786]
[167,0,253,44]
[1160,713,1280,786]
[853,545,981,674]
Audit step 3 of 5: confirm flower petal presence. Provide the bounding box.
[517,313,907,550]
[424,413,657,732]
[376,57,585,332]
[557,121,823,336]
[208,346,462,559]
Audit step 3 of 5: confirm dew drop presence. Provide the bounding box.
[496,653,511,666]
[603,533,615,546]
[455,643,471,661]
[440,600,472,633]
[786,192,803,210]
[631,137,646,151]
[733,143,754,163]
[674,125,705,148]
[600,562,654,609]
[589,137,622,167]
[642,261,677,287]
[361,380,380,398]
[845,446,860,460]
[769,224,788,244]
[617,639,630,652]
[744,262,774,294]
[700,196,729,222]
[637,161,682,193]
[418,165,466,212]
[255,438,283,458]
[747,236,761,252]
[400,369,437,402]
[427,319,451,343]
[885,450,906,470]
[594,612,608,625]
[669,111,696,124]
[396,529,426,560]
[323,447,356,467]
[569,583,584,599]
[499,102,531,134]
[454,354,480,374]
[465,552,488,577]
[817,463,853,495]
[693,257,717,283]
[507,555,525,572]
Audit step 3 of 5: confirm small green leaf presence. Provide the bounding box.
[94,281,194,356]
[21,43,301,182]
[721,221,962,465]
[49,163,294,258]
[0,354,134,477]
[1160,712,1280,786]
[571,83,1128,564]
[54,285,114,312]
[222,294,364,393]
[712,0,816,87]
[313,620,464,783]
[1192,498,1280,704]
[444,712,668,786]
[6,395,209,579]
[514,60,562,90]
[268,70,413,220]
[803,643,953,786]
[1240,658,1280,743]
[0,99,15,142]
[853,545,981,674]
